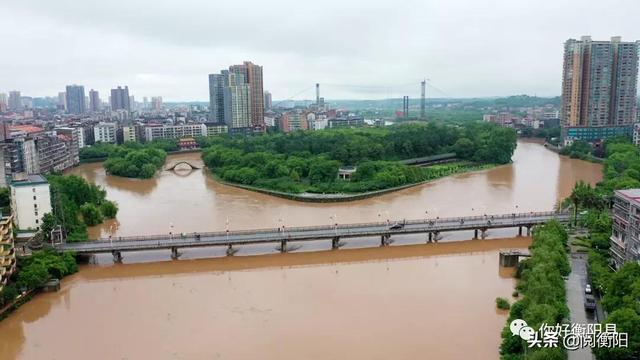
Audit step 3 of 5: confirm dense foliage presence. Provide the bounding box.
[44,175,118,242]
[0,187,10,216]
[104,147,166,179]
[200,123,516,194]
[560,140,593,160]
[81,140,174,179]
[80,139,178,160]
[16,250,78,290]
[500,221,570,359]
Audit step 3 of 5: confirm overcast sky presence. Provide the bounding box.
[2,0,640,101]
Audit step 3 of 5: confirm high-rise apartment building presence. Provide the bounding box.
[151,96,163,111]
[89,89,100,112]
[65,85,86,114]
[57,92,66,110]
[110,86,131,112]
[223,72,252,129]
[8,91,22,111]
[561,36,639,142]
[0,93,7,112]
[209,72,227,122]
[264,91,272,111]
[229,61,264,130]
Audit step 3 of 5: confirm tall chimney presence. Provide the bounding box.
[316,83,320,106]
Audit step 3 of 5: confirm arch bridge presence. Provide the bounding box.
[165,161,201,171]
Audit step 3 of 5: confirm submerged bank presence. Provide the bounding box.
[211,162,497,202]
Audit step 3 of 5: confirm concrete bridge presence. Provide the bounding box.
[165,161,201,171]
[57,211,571,262]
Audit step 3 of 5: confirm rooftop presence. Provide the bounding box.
[616,189,640,203]
[10,174,48,187]
[10,125,44,134]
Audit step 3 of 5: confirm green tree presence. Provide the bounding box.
[100,201,118,219]
[17,262,49,290]
[79,203,104,226]
[593,308,640,360]
[40,212,57,241]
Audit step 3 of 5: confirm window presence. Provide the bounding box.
[33,195,37,200]
[35,219,39,224]
[32,188,36,193]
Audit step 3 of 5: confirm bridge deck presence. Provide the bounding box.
[59,211,570,254]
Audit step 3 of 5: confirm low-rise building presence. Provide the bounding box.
[610,189,640,269]
[177,137,198,150]
[278,112,308,133]
[144,124,206,142]
[94,122,117,144]
[328,116,365,128]
[204,122,228,136]
[10,174,52,233]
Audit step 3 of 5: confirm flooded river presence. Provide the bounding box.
[0,141,603,359]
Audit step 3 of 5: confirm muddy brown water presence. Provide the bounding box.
[0,141,602,359]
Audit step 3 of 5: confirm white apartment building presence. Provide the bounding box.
[204,123,228,136]
[144,124,206,142]
[122,126,137,143]
[10,175,52,231]
[94,122,118,144]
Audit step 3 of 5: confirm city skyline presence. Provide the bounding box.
[3,0,640,101]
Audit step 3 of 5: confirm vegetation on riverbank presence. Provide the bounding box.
[0,250,78,320]
[80,140,176,179]
[499,220,570,359]
[566,138,640,359]
[200,123,516,195]
[43,175,118,242]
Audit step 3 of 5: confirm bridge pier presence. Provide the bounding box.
[428,232,433,243]
[481,228,487,239]
[433,231,440,242]
[280,239,287,253]
[112,250,122,263]
[170,247,181,260]
[518,226,523,236]
[331,237,341,249]
[380,234,390,246]
[226,244,237,256]
[474,229,479,239]
[526,225,532,236]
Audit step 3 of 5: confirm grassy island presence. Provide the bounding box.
[80,141,177,179]
[199,123,516,197]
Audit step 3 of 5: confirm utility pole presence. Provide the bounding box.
[420,79,426,119]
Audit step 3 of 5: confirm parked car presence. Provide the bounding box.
[584,294,596,311]
[585,284,592,294]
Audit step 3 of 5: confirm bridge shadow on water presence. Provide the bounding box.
[78,235,532,282]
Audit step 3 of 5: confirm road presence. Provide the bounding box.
[566,253,595,360]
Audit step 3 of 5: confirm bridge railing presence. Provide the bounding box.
[91,210,568,244]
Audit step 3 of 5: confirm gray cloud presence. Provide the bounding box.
[2,0,640,101]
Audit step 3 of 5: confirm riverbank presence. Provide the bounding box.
[212,163,497,202]
[544,142,604,163]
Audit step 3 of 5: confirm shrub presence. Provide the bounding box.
[496,297,511,310]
